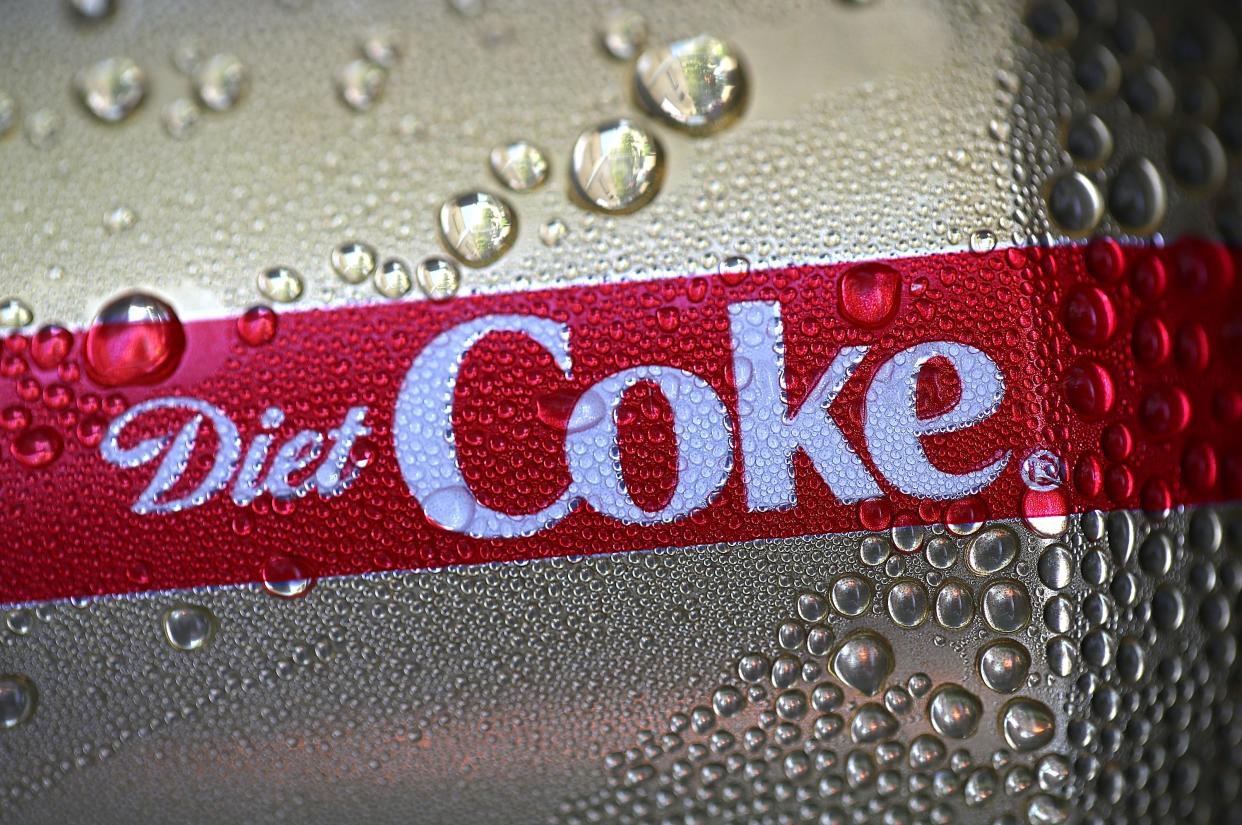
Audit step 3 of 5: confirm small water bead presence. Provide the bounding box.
[599,9,647,60]
[416,257,462,301]
[1046,636,1077,677]
[981,580,1031,632]
[0,675,37,729]
[257,266,304,303]
[5,609,32,636]
[261,554,314,599]
[978,640,1031,693]
[884,686,913,716]
[539,218,568,247]
[835,576,878,619]
[909,734,946,769]
[795,592,827,623]
[775,690,807,721]
[336,59,386,112]
[927,684,982,739]
[1189,509,1222,552]
[1108,157,1166,233]
[738,653,767,684]
[330,241,378,284]
[194,53,248,111]
[161,605,217,651]
[1046,171,1104,235]
[1123,66,1174,119]
[1065,113,1112,166]
[375,258,414,298]
[968,229,997,253]
[850,703,898,743]
[634,34,747,135]
[25,109,61,149]
[925,536,959,569]
[933,579,975,629]
[830,631,893,696]
[570,119,664,213]
[68,0,113,18]
[1043,595,1074,634]
[812,683,843,714]
[838,263,902,329]
[75,57,146,122]
[967,526,1019,575]
[0,298,33,329]
[438,192,516,267]
[1038,543,1073,589]
[806,625,833,657]
[489,141,549,192]
[1000,698,1056,752]
[1025,0,1077,44]
[360,28,401,68]
[860,535,891,566]
[964,767,998,806]
[1027,794,1069,824]
[102,205,137,235]
[770,655,799,689]
[777,622,805,651]
[712,686,744,718]
[84,292,185,386]
[162,98,199,139]
[1168,125,1227,191]
[891,522,925,553]
[886,580,929,628]
[0,90,15,138]
[237,305,278,346]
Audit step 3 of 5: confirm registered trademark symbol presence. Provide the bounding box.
[1021,448,1064,492]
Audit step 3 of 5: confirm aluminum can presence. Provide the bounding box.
[1,0,1241,823]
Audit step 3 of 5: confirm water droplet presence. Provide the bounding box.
[0,674,37,729]
[489,141,550,192]
[438,192,516,267]
[360,28,401,68]
[336,59,386,112]
[967,526,1019,575]
[599,9,648,60]
[162,98,200,139]
[634,34,747,135]
[416,257,462,301]
[968,229,997,253]
[927,684,981,739]
[0,90,15,138]
[67,0,113,19]
[830,631,893,696]
[257,267,304,303]
[1065,113,1113,167]
[571,119,664,213]
[75,57,145,122]
[10,426,64,469]
[84,293,185,386]
[0,298,33,329]
[237,305,278,346]
[830,574,872,616]
[375,258,413,298]
[194,53,248,111]
[330,241,378,284]
[850,703,898,743]
[103,205,137,234]
[1047,171,1103,234]
[999,698,1056,751]
[933,579,975,629]
[261,554,315,599]
[24,109,61,149]
[978,640,1031,693]
[838,263,902,328]
[161,605,217,651]
[539,218,568,247]
[981,579,1031,632]
[1108,157,1166,233]
[885,580,929,627]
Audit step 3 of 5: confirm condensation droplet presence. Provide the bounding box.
[257,266,304,303]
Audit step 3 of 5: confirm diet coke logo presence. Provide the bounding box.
[100,297,1010,535]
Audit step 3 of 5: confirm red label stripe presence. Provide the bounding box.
[1,239,1240,603]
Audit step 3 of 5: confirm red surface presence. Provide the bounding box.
[1,239,1240,603]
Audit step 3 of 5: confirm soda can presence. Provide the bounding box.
[0,0,1240,822]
